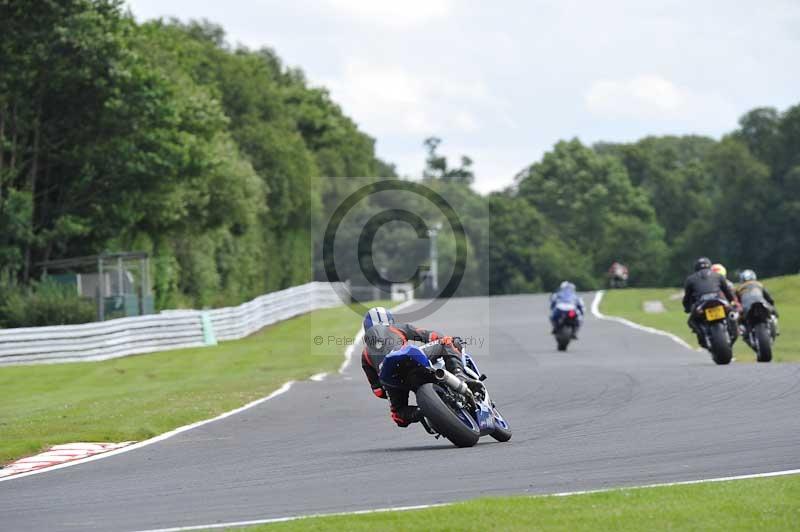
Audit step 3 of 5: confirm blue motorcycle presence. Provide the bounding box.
[379,342,512,448]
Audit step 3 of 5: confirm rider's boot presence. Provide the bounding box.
[390,405,422,427]
[687,317,706,348]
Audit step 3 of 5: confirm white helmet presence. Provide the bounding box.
[739,269,757,282]
[363,306,394,332]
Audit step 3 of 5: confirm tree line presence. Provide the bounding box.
[1,0,388,314]
[495,103,800,292]
[1,1,798,326]
[362,108,799,297]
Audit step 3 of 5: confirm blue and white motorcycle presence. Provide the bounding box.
[378,342,512,448]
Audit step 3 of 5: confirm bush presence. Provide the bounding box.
[0,281,96,328]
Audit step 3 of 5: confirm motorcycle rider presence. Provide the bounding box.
[608,261,629,287]
[710,263,739,308]
[736,269,779,336]
[682,257,736,346]
[550,281,585,339]
[360,306,477,428]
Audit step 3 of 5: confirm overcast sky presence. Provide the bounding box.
[126,0,800,193]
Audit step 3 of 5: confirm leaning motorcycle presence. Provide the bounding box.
[693,294,736,365]
[378,342,512,448]
[741,301,777,363]
[552,302,580,351]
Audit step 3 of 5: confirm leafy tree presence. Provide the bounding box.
[516,139,668,286]
[423,137,474,186]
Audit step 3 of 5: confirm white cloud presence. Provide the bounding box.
[585,75,687,118]
[126,0,800,191]
[326,0,452,28]
[323,60,493,136]
[453,111,479,132]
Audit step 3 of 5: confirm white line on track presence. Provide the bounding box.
[1,298,414,483]
[131,294,800,532]
[133,468,800,532]
[0,381,295,484]
[133,503,450,532]
[590,290,700,351]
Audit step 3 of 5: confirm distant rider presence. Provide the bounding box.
[550,281,585,339]
[608,261,629,287]
[710,263,739,308]
[360,307,477,428]
[682,257,736,345]
[736,269,779,335]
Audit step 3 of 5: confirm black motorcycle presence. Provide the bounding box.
[741,301,777,363]
[693,295,736,365]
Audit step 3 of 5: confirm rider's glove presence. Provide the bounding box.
[441,336,463,351]
[372,386,387,399]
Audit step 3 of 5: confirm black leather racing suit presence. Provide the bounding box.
[361,322,464,427]
[682,268,736,342]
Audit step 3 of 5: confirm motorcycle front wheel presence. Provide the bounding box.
[490,407,512,442]
[416,383,480,448]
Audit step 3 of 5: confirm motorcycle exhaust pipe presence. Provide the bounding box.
[434,368,472,397]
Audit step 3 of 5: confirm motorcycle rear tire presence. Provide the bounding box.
[709,323,733,365]
[416,383,480,448]
[754,322,773,363]
[556,326,572,351]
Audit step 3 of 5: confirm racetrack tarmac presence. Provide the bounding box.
[2,294,799,531]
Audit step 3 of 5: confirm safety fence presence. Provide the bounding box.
[0,282,347,366]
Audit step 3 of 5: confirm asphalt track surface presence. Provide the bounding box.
[2,294,799,531]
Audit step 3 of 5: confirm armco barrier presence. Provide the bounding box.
[0,282,347,366]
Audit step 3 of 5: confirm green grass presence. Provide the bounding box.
[240,474,800,531]
[0,302,377,464]
[600,275,800,363]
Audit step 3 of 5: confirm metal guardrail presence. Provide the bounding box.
[0,282,347,366]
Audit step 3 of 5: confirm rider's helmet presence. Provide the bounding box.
[710,263,727,278]
[739,269,757,282]
[559,281,576,292]
[694,257,712,271]
[363,306,394,332]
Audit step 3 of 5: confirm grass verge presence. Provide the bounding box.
[241,474,800,531]
[0,302,377,464]
[600,275,799,363]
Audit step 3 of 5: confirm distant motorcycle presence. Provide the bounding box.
[740,301,777,363]
[693,294,736,365]
[608,262,629,289]
[552,302,580,351]
[379,342,512,448]
[608,276,627,289]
